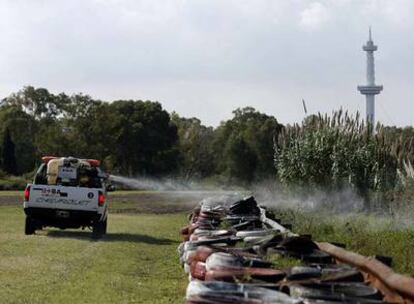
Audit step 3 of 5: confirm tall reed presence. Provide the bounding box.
[274,110,413,209]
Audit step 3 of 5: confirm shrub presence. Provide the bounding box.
[0,175,29,190]
[274,110,410,208]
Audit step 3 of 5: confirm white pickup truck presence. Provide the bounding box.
[23,156,114,238]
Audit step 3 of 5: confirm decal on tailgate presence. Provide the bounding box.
[39,188,69,197]
[35,197,92,206]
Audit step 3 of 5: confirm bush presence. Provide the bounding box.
[274,110,409,208]
[0,175,29,190]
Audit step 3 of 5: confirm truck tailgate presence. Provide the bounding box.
[26,185,101,212]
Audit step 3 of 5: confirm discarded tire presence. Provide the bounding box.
[179,195,414,304]
[186,280,299,304]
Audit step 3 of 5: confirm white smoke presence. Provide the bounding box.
[250,180,365,214]
[108,175,414,224]
[109,175,191,191]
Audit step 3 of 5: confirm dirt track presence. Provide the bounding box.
[0,191,230,213]
[0,194,24,206]
[108,191,210,214]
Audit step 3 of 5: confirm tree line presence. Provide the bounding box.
[2,86,414,203]
[0,86,282,184]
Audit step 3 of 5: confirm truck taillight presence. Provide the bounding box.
[98,191,105,206]
[24,186,31,202]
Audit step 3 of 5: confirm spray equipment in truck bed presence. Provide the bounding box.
[40,156,103,188]
[42,156,101,167]
[47,157,89,186]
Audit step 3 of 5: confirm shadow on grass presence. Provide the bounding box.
[46,230,177,245]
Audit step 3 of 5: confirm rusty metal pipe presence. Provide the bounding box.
[317,242,414,303]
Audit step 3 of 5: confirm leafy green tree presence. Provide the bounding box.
[0,87,288,183]
[34,94,117,162]
[111,100,178,176]
[1,128,18,175]
[1,88,180,176]
[3,86,68,119]
[213,107,283,181]
[59,94,105,157]
[171,113,215,180]
[34,118,70,157]
[225,135,257,184]
[0,105,37,173]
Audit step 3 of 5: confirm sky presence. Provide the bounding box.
[0,0,413,127]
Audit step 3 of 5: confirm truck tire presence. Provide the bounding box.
[102,218,107,234]
[25,216,36,235]
[92,219,107,239]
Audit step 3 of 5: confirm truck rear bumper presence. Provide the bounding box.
[24,207,102,229]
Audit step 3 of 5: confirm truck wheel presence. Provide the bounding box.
[102,218,107,234]
[25,216,36,235]
[92,219,106,239]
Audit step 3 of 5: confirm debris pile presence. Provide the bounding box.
[178,196,414,303]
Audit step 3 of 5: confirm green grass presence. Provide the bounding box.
[0,206,188,304]
[265,255,302,269]
[2,189,414,303]
[274,208,414,275]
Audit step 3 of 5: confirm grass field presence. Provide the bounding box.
[1,190,414,303]
[0,201,191,304]
[274,208,414,275]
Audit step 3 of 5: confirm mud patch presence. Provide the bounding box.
[0,195,22,206]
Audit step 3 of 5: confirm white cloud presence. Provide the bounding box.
[299,2,331,31]
[360,0,414,28]
[0,0,413,127]
[379,0,414,27]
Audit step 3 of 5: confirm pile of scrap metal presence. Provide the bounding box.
[178,196,414,304]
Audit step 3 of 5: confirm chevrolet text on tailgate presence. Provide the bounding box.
[23,156,115,238]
